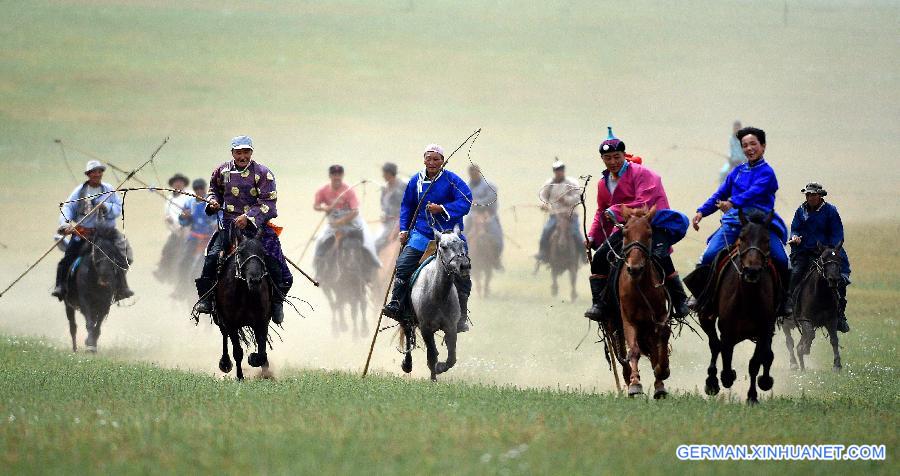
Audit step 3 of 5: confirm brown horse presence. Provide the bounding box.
[700,210,777,404]
[466,210,501,297]
[617,206,671,398]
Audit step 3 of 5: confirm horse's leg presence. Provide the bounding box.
[747,342,761,405]
[218,328,233,374]
[699,317,721,395]
[248,322,269,369]
[229,330,244,380]
[551,271,559,297]
[757,333,775,392]
[401,325,413,374]
[436,329,457,375]
[783,320,799,370]
[720,336,737,389]
[612,327,631,386]
[569,267,577,301]
[422,331,439,381]
[623,322,643,396]
[484,268,491,298]
[828,322,842,372]
[798,320,814,371]
[653,326,671,399]
[65,304,77,352]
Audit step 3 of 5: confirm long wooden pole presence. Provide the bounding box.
[362,128,481,377]
[0,138,169,299]
[578,175,623,392]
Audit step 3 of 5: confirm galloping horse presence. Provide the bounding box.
[782,242,845,371]
[545,212,582,301]
[212,224,272,380]
[316,231,375,339]
[617,206,671,398]
[63,227,126,352]
[400,226,471,381]
[701,210,778,404]
[466,210,501,298]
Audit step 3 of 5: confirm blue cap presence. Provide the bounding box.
[230,135,253,150]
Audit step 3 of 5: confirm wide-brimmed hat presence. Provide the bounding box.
[801,182,827,196]
[84,160,106,174]
[168,173,190,187]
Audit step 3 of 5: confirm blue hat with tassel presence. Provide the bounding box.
[599,126,626,155]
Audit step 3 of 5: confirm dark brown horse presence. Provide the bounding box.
[617,206,671,398]
[467,210,501,298]
[782,242,845,371]
[213,224,272,380]
[701,210,778,404]
[544,212,582,301]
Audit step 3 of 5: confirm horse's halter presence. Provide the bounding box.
[734,229,771,283]
[813,249,842,289]
[437,239,471,278]
[231,237,268,284]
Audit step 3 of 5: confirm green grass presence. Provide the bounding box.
[0,326,896,475]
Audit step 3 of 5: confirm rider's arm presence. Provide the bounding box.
[245,168,277,227]
[697,168,735,216]
[440,174,473,220]
[826,205,844,248]
[205,166,225,215]
[586,181,606,249]
[101,184,123,220]
[607,168,662,222]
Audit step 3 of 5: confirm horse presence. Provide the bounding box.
[315,231,374,339]
[373,227,400,311]
[63,227,126,353]
[466,210,501,298]
[400,226,471,381]
[700,210,778,404]
[212,224,272,380]
[616,206,672,398]
[542,212,582,301]
[782,242,845,371]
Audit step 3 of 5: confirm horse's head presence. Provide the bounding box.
[817,240,844,289]
[232,224,268,290]
[88,227,123,288]
[737,209,773,283]
[435,224,471,278]
[621,206,656,278]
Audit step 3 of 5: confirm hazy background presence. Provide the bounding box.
[1,0,898,394]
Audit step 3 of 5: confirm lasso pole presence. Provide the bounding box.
[578,174,623,392]
[362,128,481,377]
[0,137,169,299]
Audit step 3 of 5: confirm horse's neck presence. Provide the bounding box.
[422,259,454,294]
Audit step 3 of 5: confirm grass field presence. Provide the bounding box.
[1,0,898,474]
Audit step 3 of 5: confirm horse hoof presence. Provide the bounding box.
[704,377,720,396]
[435,362,453,375]
[747,397,759,406]
[627,384,643,397]
[85,345,97,353]
[219,356,233,373]
[832,365,842,373]
[653,388,668,400]
[789,362,798,371]
[757,375,774,391]
[401,354,412,374]
[721,369,736,388]
[247,353,267,368]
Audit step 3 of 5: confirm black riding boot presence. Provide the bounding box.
[665,274,690,320]
[683,265,711,312]
[457,292,470,333]
[837,283,850,333]
[784,266,804,317]
[114,271,135,301]
[382,278,410,323]
[51,261,67,300]
[193,254,218,314]
[265,256,289,325]
[585,275,607,322]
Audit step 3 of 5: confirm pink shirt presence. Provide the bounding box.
[588,162,670,247]
[314,183,359,212]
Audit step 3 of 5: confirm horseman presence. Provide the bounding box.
[719,120,744,184]
[154,173,192,282]
[536,160,582,263]
[194,135,292,324]
[584,128,691,322]
[786,182,851,332]
[686,126,790,315]
[52,160,134,301]
[375,162,407,254]
[464,164,503,265]
[312,165,380,273]
[178,178,218,272]
[382,144,473,333]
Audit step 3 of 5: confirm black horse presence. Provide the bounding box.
[782,242,845,371]
[63,228,127,352]
[212,224,273,380]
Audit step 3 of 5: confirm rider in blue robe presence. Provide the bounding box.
[686,127,790,315]
[382,144,473,333]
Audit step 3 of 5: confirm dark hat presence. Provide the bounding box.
[801,182,827,196]
[382,162,398,176]
[328,164,345,175]
[168,173,190,187]
[599,126,626,155]
[191,178,207,190]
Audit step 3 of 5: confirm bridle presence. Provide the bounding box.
[436,240,471,277]
[230,233,267,284]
